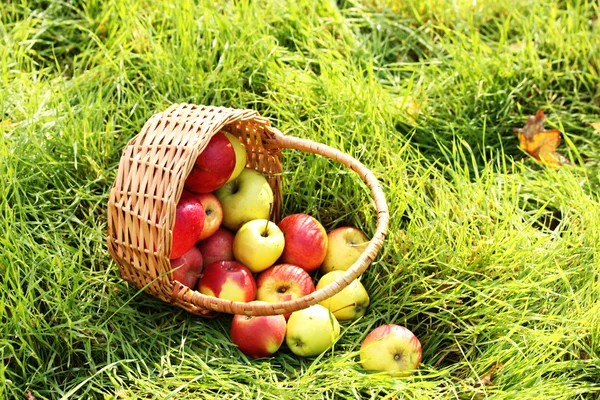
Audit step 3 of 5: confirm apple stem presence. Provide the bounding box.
[263,217,270,237]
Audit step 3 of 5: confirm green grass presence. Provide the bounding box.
[1,0,599,398]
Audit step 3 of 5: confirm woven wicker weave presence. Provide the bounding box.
[107,103,389,317]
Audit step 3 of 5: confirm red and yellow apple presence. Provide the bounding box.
[193,193,223,241]
[197,260,256,303]
[233,219,285,273]
[223,131,247,183]
[316,270,370,321]
[256,264,315,319]
[285,305,340,357]
[196,227,235,267]
[171,191,205,259]
[360,324,422,376]
[320,226,369,273]
[230,302,287,359]
[170,245,204,288]
[278,213,328,272]
[214,168,274,231]
[184,132,236,193]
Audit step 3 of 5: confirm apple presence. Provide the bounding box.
[285,304,340,357]
[320,226,369,273]
[195,227,235,267]
[197,260,256,303]
[316,270,370,321]
[278,214,328,273]
[214,168,274,231]
[171,191,205,259]
[256,264,316,319]
[223,131,247,183]
[184,132,236,193]
[230,301,287,359]
[193,193,223,241]
[233,219,285,273]
[170,245,204,288]
[360,324,422,376]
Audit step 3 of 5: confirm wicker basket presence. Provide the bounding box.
[107,103,389,317]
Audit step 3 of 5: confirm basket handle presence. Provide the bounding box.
[173,128,390,316]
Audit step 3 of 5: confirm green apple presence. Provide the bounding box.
[223,132,247,183]
[360,324,422,376]
[214,168,274,231]
[233,219,285,273]
[285,305,340,357]
[320,226,369,273]
[316,270,370,321]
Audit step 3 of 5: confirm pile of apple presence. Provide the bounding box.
[170,131,422,376]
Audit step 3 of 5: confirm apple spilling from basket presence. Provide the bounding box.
[170,132,422,376]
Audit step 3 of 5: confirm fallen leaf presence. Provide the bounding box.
[590,122,600,133]
[26,391,37,400]
[513,109,570,168]
[476,362,503,387]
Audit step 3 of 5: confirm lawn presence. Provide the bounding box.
[1,0,599,398]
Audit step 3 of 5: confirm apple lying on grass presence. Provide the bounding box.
[197,260,256,302]
[214,168,274,231]
[233,219,285,273]
[316,270,370,321]
[171,191,205,259]
[360,324,422,376]
[278,213,328,273]
[256,264,315,319]
[194,193,223,241]
[196,227,235,267]
[230,301,287,359]
[285,304,340,357]
[320,226,369,273]
[170,245,203,288]
[223,131,247,183]
[185,132,236,194]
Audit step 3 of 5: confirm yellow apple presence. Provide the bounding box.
[223,132,247,183]
[316,270,370,321]
[285,305,340,357]
[360,324,422,376]
[214,168,274,231]
[320,226,369,273]
[233,219,285,273]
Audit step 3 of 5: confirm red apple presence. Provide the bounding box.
[277,214,328,272]
[230,302,287,359]
[171,191,205,259]
[196,227,235,266]
[360,324,422,376]
[170,245,203,288]
[193,193,223,241]
[197,260,256,302]
[184,132,236,193]
[256,264,316,319]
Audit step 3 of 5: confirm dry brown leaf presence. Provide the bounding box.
[476,362,503,387]
[513,109,570,168]
[26,391,37,400]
